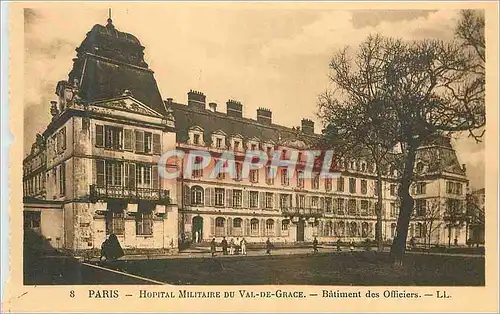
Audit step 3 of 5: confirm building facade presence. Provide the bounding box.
[23,17,471,254]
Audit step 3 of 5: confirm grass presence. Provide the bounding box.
[101,251,484,286]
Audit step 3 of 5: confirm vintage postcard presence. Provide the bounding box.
[3,1,499,313]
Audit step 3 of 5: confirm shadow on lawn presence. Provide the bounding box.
[102,251,485,286]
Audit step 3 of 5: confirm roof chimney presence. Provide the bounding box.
[257,107,272,125]
[209,102,217,112]
[301,118,315,134]
[187,90,206,110]
[226,99,243,118]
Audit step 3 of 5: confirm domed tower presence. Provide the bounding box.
[60,14,166,115]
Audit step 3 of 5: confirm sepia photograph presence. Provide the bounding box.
[19,4,488,288]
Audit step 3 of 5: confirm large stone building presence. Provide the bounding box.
[23,17,471,254]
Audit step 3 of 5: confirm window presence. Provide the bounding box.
[265,192,274,209]
[349,178,356,193]
[191,186,204,205]
[297,195,305,209]
[250,191,259,208]
[391,223,397,237]
[361,180,367,195]
[337,198,345,215]
[374,182,380,196]
[416,162,424,173]
[59,163,65,195]
[297,171,304,188]
[415,199,427,216]
[312,173,319,189]
[265,166,275,185]
[361,163,366,172]
[281,169,289,186]
[265,219,275,235]
[216,138,222,148]
[311,196,319,208]
[136,206,153,236]
[215,188,225,206]
[348,199,357,215]
[250,169,259,183]
[250,219,259,235]
[337,177,344,192]
[281,220,290,232]
[135,130,153,153]
[390,184,397,196]
[280,194,290,209]
[416,223,424,238]
[325,178,332,191]
[446,181,463,195]
[193,134,200,145]
[233,190,242,208]
[215,217,225,236]
[349,222,358,237]
[325,197,332,213]
[193,156,204,178]
[233,218,243,236]
[96,125,104,147]
[234,140,240,150]
[104,125,123,150]
[251,144,257,150]
[266,146,272,156]
[136,164,151,187]
[152,133,161,155]
[233,218,242,228]
[413,182,427,195]
[107,211,125,235]
[360,200,369,215]
[390,202,397,217]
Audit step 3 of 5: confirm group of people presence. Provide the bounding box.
[210,237,248,257]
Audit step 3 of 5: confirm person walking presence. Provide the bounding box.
[210,238,217,257]
[312,236,319,254]
[221,237,228,255]
[229,238,235,255]
[336,238,342,252]
[240,238,247,256]
[266,238,273,255]
[235,237,240,255]
[349,239,355,252]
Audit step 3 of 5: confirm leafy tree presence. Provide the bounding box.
[411,198,443,249]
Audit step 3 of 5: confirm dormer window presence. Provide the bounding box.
[216,138,222,148]
[234,141,240,150]
[188,126,205,146]
[194,134,200,145]
[251,144,257,151]
[211,130,227,149]
[416,162,424,173]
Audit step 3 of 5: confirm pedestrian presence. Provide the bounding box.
[410,236,417,250]
[454,237,458,246]
[240,238,247,255]
[104,233,124,261]
[235,237,240,255]
[349,240,355,252]
[99,236,109,261]
[266,238,273,255]
[229,238,235,255]
[336,238,342,252]
[312,236,318,254]
[210,238,216,257]
[221,237,228,255]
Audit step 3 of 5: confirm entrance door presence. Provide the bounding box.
[297,219,305,242]
[192,216,203,243]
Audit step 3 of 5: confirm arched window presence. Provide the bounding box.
[416,162,424,173]
[233,218,243,236]
[215,217,225,236]
[266,219,275,235]
[416,222,423,238]
[361,222,369,238]
[281,220,290,235]
[250,218,259,235]
[337,221,345,236]
[350,222,358,237]
[191,186,204,205]
[391,223,397,238]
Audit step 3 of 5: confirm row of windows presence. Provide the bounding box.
[23,172,46,197]
[446,181,463,195]
[212,217,286,237]
[187,186,377,216]
[95,159,159,189]
[23,152,47,175]
[105,202,156,236]
[95,124,161,155]
[320,221,375,238]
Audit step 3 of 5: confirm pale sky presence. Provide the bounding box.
[23,4,485,189]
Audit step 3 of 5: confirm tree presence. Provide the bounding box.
[411,198,443,249]
[318,10,485,265]
[318,34,400,253]
[465,191,485,245]
[443,198,467,247]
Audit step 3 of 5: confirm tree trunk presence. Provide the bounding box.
[448,226,452,248]
[376,171,384,252]
[390,143,418,266]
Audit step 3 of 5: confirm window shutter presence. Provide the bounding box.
[152,165,159,189]
[153,133,161,155]
[124,129,133,151]
[276,218,281,236]
[275,193,280,211]
[135,130,144,153]
[61,127,66,151]
[210,217,215,236]
[95,125,104,147]
[184,185,191,206]
[319,221,324,236]
[320,197,325,211]
[124,163,130,188]
[209,188,215,206]
[259,192,265,209]
[225,189,233,208]
[227,217,232,236]
[242,190,249,208]
[295,195,299,208]
[245,218,250,236]
[306,196,311,208]
[96,159,105,187]
[260,218,265,236]
[128,163,136,189]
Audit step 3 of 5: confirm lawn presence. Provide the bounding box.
[100,251,484,286]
